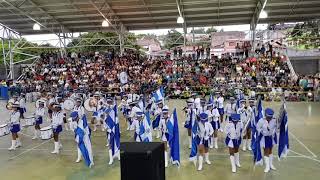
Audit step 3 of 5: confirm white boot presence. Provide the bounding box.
[108,149,114,165]
[93,124,97,132]
[15,138,22,148]
[188,137,192,149]
[230,156,236,173]
[164,151,168,168]
[76,148,82,163]
[214,137,218,149]
[209,137,214,149]
[269,154,276,170]
[51,142,59,154]
[205,153,211,165]
[198,155,203,171]
[64,123,69,131]
[32,130,39,140]
[59,142,63,150]
[235,152,241,167]
[117,152,120,161]
[156,129,160,139]
[242,139,247,151]
[264,156,270,173]
[8,140,16,151]
[126,121,130,131]
[247,139,252,151]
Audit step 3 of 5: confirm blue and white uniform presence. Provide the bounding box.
[225,99,237,121]
[35,106,45,125]
[217,96,224,115]
[224,119,243,148]
[159,116,170,142]
[73,105,85,118]
[197,120,214,148]
[207,107,220,130]
[10,110,21,133]
[19,97,26,116]
[256,117,277,148]
[52,111,64,134]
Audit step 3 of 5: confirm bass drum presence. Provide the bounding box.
[84,98,97,112]
[63,99,75,111]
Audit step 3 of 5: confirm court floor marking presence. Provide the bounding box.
[8,140,51,160]
[289,131,318,158]
[289,149,320,164]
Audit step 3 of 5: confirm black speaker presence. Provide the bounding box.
[120,142,165,180]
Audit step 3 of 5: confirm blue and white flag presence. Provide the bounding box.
[106,105,120,158]
[139,111,153,142]
[189,116,199,161]
[278,103,289,159]
[251,98,263,165]
[208,95,214,104]
[166,109,180,166]
[75,115,94,167]
[152,86,165,102]
[152,114,161,129]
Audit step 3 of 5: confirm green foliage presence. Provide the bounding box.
[163,29,184,49]
[190,28,206,34]
[205,27,217,34]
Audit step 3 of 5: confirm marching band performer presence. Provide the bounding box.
[131,109,144,142]
[184,98,197,149]
[51,104,64,154]
[154,99,165,139]
[47,93,56,119]
[32,100,46,140]
[196,113,214,171]
[70,111,94,168]
[225,114,243,173]
[247,98,256,149]
[103,96,115,146]
[119,95,130,130]
[8,104,22,151]
[19,93,26,119]
[216,92,225,126]
[206,101,220,149]
[237,99,251,151]
[225,97,237,122]
[196,98,207,115]
[256,108,277,173]
[57,96,69,131]
[73,98,85,118]
[91,93,104,132]
[158,106,170,167]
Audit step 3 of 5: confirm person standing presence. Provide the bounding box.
[32,100,46,140]
[8,104,22,151]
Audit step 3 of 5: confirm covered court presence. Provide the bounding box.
[0,100,320,180]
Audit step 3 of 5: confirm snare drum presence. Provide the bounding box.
[0,124,10,137]
[63,99,75,111]
[23,116,35,127]
[40,126,53,140]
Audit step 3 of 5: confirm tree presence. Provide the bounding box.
[206,27,217,34]
[163,29,184,49]
[190,28,206,34]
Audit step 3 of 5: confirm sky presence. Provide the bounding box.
[21,24,269,46]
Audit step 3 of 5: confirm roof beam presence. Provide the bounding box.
[250,0,268,31]
[176,0,187,33]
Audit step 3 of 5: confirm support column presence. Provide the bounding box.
[8,38,14,79]
[119,25,125,56]
[1,38,7,78]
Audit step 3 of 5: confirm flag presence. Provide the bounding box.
[139,111,153,142]
[189,116,199,161]
[106,104,120,158]
[208,95,213,104]
[166,109,180,166]
[152,86,165,102]
[251,98,263,165]
[278,103,289,159]
[152,114,161,129]
[74,115,94,167]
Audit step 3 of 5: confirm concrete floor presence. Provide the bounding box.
[0,100,319,180]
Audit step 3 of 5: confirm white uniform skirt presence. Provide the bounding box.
[260,135,277,148]
[225,136,242,148]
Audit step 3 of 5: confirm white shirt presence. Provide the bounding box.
[194,98,201,109]
[185,108,196,124]
[51,112,64,128]
[225,103,237,117]
[159,117,170,142]
[10,111,20,125]
[197,121,213,140]
[256,118,277,137]
[35,107,45,118]
[130,106,141,118]
[224,121,243,139]
[237,106,250,127]
[73,105,85,118]
[197,106,207,115]
[207,108,220,122]
[19,98,26,108]
[217,97,224,109]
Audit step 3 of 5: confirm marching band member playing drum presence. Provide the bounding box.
[19,93,26,119]
[8,104,22,151]
[225,97,237,122]
[206,101,220,149]
[237,99,251,151]
[51,104,64,154]
[225,114,243,173]
[196,113,214,171]
[158,106,170,168]
[32,100,45,140]
[256,108,277,173]
[184,98,196,149]
[73,98,85,118]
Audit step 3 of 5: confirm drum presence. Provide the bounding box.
[0,124,10,137]
[40,126,53,140]
[84,98,97,112]
[63,99,75,111]
[23,116,35,127]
